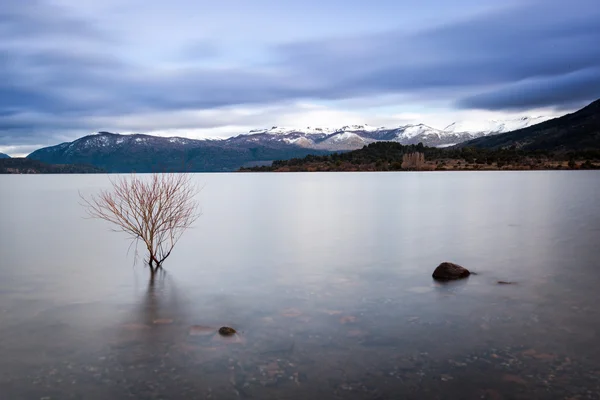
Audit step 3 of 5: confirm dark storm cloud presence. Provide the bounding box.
[458,68,600,111]
[274,0,600,107]
[1,0,599,147]
[0,0,107,40]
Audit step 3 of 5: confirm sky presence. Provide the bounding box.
[1,0,599,156]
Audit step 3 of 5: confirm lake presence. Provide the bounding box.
[1,171,599,399]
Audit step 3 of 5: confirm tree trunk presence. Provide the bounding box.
[148,252,162,276]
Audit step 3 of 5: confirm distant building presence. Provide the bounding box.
[401,152,425,170]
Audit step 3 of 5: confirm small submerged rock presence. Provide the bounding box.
[218,326,237,336]
[432,262,471,281]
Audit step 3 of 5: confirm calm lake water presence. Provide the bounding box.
[1,172,599,399]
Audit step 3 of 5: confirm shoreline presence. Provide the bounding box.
[239,160,600,173]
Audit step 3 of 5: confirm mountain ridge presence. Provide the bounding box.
[27,132,332,172]
[25,105,597,173]
[229,116,553,149]
[459,99,600,151]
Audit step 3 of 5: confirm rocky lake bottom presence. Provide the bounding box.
[2,270,600,400]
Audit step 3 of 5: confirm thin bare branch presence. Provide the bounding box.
[80,173,201,274]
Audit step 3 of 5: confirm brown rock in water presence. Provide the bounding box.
[218,326,236,336]
[432,262,470,280]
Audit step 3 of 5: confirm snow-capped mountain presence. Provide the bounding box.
[27,131,332,172]
[233,117,552,150]
[26,114,555,172]
[338,124,384,132]
[247,126,336,135]
[230,123,473,150]
[444,116,551,135]
[317,131,371,150]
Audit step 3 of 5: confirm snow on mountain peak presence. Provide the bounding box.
[246,124,389,136]
[247,126,335,135]
[242,117,549,139]
[283,136,315,146]
[248,126,292,135]
[332,132,365,142]
[397,124,443,139]
[168,137,189,144]
[338,124,382,132]
[444,116,551,134]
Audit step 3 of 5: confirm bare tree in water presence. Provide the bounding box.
[80,173,201,276]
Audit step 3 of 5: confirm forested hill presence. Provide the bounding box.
[240,142,600,172]
[460,98,600,151]
[0,158,106,174]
